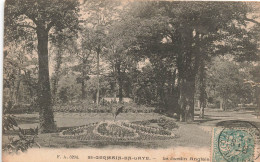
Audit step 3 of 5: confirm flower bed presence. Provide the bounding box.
[157,117,179,130]
[60,123,96,136]
[93,121,139,140]
[59,120,176,141]
[133,117,179,131]
[122,123,172,137]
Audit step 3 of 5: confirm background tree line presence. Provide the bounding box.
[4,0,260,132]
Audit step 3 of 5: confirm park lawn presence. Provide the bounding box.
[32,122,211,149]
[4,109,258,149]
[3,112,211,149]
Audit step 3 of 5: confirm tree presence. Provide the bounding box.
[81,0,119,105]
[64,29,95,100]
[197,59,207,118]
[74,33,93,100]
[105,19,139,103]
[245,64,260,118]
[57,73,81,104]
[5,0,80,132]
[85,76,110,103]
[207,57,254,110]
[50,30,76,103]
[125,1,259,122]
[4,37,38,112]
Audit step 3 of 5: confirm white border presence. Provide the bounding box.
[0,0,4,161]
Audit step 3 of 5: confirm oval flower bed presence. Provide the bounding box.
[59,120,176,141]
[93,121,139,140]
[61,127,84,136]
[59,123,96,137]
[122,122,173,137]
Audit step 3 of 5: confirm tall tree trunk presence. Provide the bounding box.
[96,50,100,106]
[24,71,35,106]
[52,48,62,103]
[116,62,123,103]
[176,29,194,122]
[220,98,224,111]
[171,69,177,94]
[256,86,260,118]
[13,69,21,105]
[81,80,86,99]
[81,59,87,100]
[223,98,227,111]
[159,82,165,105]
[52,76,58,103]
[180,29,201,122]
[179,79,195,122]
[199,101,205,119]
[199,58,206,119]
[178,79,185,122]
[220,97,227,111]
[36,27,56,133]
[178,63,195,123]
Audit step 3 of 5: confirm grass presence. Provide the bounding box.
[3,108,259,149]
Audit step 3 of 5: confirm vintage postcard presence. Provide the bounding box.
[2,0,260,161]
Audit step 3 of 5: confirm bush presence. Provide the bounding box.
[58,87,69,103]
[157,117,179,130]
[53,102,157,113]
[7,104,35,114]
[3,126,40,154]
[3,114,18,133]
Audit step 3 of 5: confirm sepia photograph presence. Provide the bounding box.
[2,0,260,161]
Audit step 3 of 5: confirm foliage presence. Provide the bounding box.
[5,0,80,38]
[157,117,179,130]
[4,1,260,123]
[5,0,80,132]
[125,1,259,121]
[57,73,81,103]
[53,102,156,113]
[207,56,254,109]
[3,41,38,111]
[3,115,40,154]
[3,114,18,132]
[132,65,158,105]
[85,76,110,101]
[3,127,40,154]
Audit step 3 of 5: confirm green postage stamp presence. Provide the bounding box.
[211,121,260,162]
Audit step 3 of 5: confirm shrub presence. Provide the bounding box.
[53,102,157,113]
[3,127,40,154]
[3,114,18,133]
[157,117,179,130]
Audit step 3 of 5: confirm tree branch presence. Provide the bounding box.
[24,13,39,26]
[46,21,55,32]
[17,24,36,30]
[244,17,260,26]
